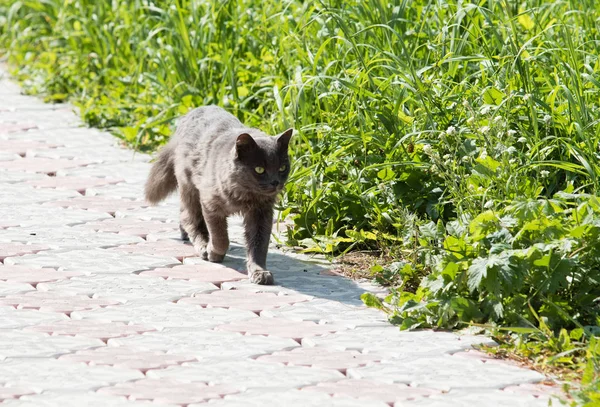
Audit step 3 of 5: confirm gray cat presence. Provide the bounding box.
[144,105,293,285]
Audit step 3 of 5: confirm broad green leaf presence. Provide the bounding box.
[377,167,395,181]
[467,258,488,292]
[483,87,504,105]
[444,236,467,258]
[361,292,385,311]
[469,210,498,234]
[121,127,138,142]
[441,262,459,279]
[419,222,438,239]
[569,328,584,340]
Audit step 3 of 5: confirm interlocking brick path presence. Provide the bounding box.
[0,65,559,406]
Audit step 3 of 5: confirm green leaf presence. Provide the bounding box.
[483,87,505,105]
[399,317,419,330]
[369,264,384,273]
[489,299,504,319]
[569,328,584,340]
[377,167,395,181]
[121,127,138,142]
[420,222,438,239]
[467,258,488,292]
[443,236,467,258]
[441,261,459,279]
[451,297,484,321]
[518,13,535,30]
[397,110,414,124]
[361,292,385,311]
[237,86,249,97]
[181,94,194,107]
[582,358,595,385]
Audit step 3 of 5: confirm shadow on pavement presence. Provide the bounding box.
[220,242,370,307]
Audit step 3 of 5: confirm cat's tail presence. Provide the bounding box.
[145,143,177,204]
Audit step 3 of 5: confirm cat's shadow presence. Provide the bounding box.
[214,242,372,307]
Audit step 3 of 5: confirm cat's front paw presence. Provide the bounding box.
[180,225,190,241]
[208,251,225,263]
[193,241,209,260]
[205,242,226,263]
[250,270,274,285]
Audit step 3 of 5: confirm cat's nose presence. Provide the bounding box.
[270,180,280,187]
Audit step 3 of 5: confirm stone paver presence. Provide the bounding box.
[0,228,143,250]
[58,346,197,372]
[178,289,311,313]
[146,359,345,388]
[71,302,257,330]
[0,358,143,390]
[0,221,20,230]
[0,204,112,227]
[0,330,105,359]
[98,379,240,404]
[255,346,383,372]
[302,379,439,403]
[110,240,200,261]
[37,274,217,303]
[0,184,81,206]
[197,388,390,407]
[0,386,36,402]
[0,65,559,406]
[25,319,156,341]
[0,307,69,329]
[109,328,301,360]
[214,317,342,342]
[0,122,37,134]
[0,291,120,315]
[0,139,61,156]
[0,281,36,296]
[75,218,178,239]
[0,156,95,175]
[26,176,124,194]
[0,244,49,262]
[4,249,180,274]
[44,196,149,216]
[140,263,247,286]
[0,391,172,407]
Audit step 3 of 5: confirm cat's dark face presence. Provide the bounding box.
[234,129,293,196]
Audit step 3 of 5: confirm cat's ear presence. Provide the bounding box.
[235,133,258,158]
[277,128,293,150]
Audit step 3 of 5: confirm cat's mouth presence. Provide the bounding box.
[260,186,281,195]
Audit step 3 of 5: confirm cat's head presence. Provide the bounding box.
[233,128,293,196]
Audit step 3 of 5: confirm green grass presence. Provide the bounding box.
[1,0,600,402]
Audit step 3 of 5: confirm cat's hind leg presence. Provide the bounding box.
[201,204,229,263]
[179,183,209,259]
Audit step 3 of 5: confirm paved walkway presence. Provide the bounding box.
[0,65,558,406]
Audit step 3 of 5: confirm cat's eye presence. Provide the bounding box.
[279,165,287,172]
[254,167,265,174]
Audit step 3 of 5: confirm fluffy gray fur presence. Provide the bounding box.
[145,105,293,285]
